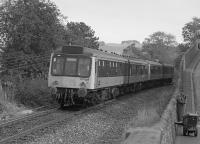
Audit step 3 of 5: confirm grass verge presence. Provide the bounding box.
[14,79,58,108]
[128,86,174,128]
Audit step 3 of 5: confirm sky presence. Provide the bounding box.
[53,0,200,44]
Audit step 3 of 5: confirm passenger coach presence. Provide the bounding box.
[48,45,174,107]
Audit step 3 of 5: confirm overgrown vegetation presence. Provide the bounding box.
[14,79,58,108]
[128,86,174,128]
[182,17,200,45]
[143,32,178,64]
[0,97,26,121]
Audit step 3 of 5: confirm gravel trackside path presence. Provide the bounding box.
[22,86,174,144]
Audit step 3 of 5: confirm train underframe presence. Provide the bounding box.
[54,78,173,108]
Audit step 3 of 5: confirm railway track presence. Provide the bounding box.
[0,98,119,144]
[0,106,55,126]
[0,107,58,144]
[0,87,158,144]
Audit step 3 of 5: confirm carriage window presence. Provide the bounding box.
[52,57,64,75]
[64,58,77,76]
[78,58,91,77]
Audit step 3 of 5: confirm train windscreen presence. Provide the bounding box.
[77,58,91,77]
[51,55,91,77]
[64,58,77,76]
[52,57,64,75]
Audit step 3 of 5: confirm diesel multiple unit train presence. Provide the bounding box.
[48,45,174,107]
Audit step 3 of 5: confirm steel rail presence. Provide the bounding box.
[0,107,57,128]
[0,99,118,144]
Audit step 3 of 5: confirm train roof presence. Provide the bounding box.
[55,45,164,65]
[162,63,174,67]
[55,45,126,60]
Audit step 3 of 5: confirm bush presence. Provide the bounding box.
[14,79,58,108]
[127,86,174,128]
[0,98,26,120]
[0,77,58,120]
[130,106,160,128]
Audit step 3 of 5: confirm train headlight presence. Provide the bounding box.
[52,80,58,86]
[78,82,87,97]
[50,87,57,95]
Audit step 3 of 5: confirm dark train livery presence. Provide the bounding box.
[48,46,174,107]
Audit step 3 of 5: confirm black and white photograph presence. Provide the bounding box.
[0,0,200,144]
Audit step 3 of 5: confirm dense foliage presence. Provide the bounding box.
[182,17,200,45]
[65,22,99,49]
[0,0,67,53]
[0,0,99,79]
[142,31,178,64]
[174,17,200,67]
[0,0,66,78]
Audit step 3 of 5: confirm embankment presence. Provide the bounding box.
[123,36,200,144]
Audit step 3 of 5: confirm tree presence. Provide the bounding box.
[176,43,190,54]
[121,40,140,45]
[0,0,66,78]
[174,43,190,69]
[142,31,178,64]
[122,42,148,59]
[143,32,177,48]
[65,22,99,49]
[182,17,200,45]
[98,41,105,46]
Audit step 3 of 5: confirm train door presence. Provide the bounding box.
[127,60,130,84]
[123,61,129,84]
[95,59,100,88]
[148,63,151,80]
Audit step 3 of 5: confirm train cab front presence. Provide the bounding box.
[48,50,95,108]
